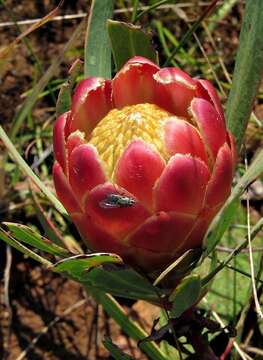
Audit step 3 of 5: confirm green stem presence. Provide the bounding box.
[134,0,170,23]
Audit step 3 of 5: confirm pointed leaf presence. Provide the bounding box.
[169,275,201,318]
[107,20,158,70]
[53,253,123,280]
[82,265,164,303]
[84,0,113,78]
[3,222,69,257]
[0,227,52,266]
[56,59,83,116]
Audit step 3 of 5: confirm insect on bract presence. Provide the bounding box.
[99,194,136,209]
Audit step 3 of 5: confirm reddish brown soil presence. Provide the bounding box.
[0,253,157,359]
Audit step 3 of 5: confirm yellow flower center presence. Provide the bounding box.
[89,103,172,177]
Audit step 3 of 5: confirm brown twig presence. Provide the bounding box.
[3,245,12,360]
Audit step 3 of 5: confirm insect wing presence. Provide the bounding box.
[99,199,121,209]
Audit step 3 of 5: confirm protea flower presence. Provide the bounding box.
[53,56,236,272]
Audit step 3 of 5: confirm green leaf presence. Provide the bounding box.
[204,147,263,256]
[82,265,164,303]
[3,222,69,257]
[88,289,167,360]
[107,20,158,70]
[169,275,201,319]
[226,0,263,150]
[0,227,52,267]
[55,59,83,116]
[103,337,132,360]
[56,59,83,116]
[53,253,123,280]
[55,258,163,303]
[84,0,113,78]
[56,82,71,116]
[204,199,239,256]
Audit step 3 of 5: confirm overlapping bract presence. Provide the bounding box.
[53,56,236,272]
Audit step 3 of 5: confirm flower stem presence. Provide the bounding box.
[187,332,218,360]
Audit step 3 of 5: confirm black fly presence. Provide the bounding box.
[99,194,136,209]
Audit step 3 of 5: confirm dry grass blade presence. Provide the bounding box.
[9,17,86,140]
[244,155,263,319]
[202,298,253,360]
[3,246,12,359]
[0,0,63,76]
[0,126,67,216]
[164,0,220,66]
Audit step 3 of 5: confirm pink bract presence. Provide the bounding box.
[53,56,236,272]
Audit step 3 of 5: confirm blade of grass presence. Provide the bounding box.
[134,0,170,22]
[202,298,253,360]
[161,26,196,66]
[0,125,67,217]
[154,20,178,66]
[131,0,139,23]
[84,0,113,78]
[226,0,263,151]
[9,18,86,140]
[201,216,263,287]
[210,256,263,285]
[0,0,58,102]
[163,0,220,66]
[209,0,239,32]
[244,155,263,319]
[0,0,63,77]
[87,288,168,360]
[192,31,226,97]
